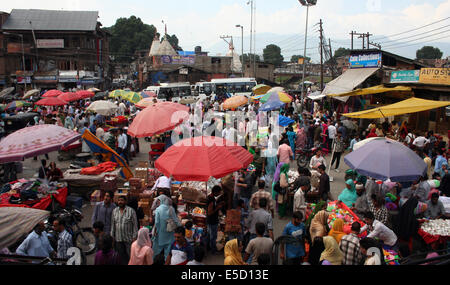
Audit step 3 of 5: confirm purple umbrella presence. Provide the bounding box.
[344,138,427,182]
[0,124,81,163]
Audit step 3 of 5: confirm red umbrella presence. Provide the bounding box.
[76,90,95,99]
[128,102,189,138]
[42,90,63,98]
[35,97,68,106]
[58,92,83,102]
[155,136,254,181]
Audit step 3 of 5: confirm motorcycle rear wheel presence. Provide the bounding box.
[74,228,97,255]
[297,155,309,168]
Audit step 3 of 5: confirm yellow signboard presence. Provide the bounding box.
[419,68,450,85]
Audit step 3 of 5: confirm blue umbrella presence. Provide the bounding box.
[279,115,294,127]
[259,99,286,112]
[344,138,427,182]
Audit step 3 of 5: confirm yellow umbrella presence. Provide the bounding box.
[252,84,272,95]
[121,91,142,103]
[223,96,249,110]
[109,90,124,98]
[343,97,450,119]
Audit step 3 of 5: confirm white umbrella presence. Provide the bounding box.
[86,100,118,116]
[353,137,396,151]
[0,87,15,98]
[23,89,40,99]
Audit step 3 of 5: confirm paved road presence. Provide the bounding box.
[17,138,350,265]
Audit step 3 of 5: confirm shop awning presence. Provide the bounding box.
[343,97,450,119]
[322,67,379,102]
[308,91,326,101]
[327,85,413,98]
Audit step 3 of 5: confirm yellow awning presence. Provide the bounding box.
[343,97,450,119]
[328,85,413,98]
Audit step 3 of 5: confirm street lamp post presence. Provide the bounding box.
[4,32,27,91]
[236,25,244,77]
[298,0,317,113]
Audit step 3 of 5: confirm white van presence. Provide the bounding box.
[145,82,193,103]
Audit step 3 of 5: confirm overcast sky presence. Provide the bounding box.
[2,0,450,60]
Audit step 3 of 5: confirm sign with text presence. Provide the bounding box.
[390,70,420,83]
[7,43,31,54]
[161,55,195,65]
[36,39,64,49]
[419,68,450,85]
[349,53,382,68]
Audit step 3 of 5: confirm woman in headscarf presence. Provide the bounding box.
[224,239,247,265]
[305,201,327,229]
[296,126,307,150]
[152,194,181,260]
[319,236,344,265]
[129,228,154,265]
[272,163,290,218]
[439,173,450,197]
[308,236,325,265]
[338,179,358,208]
[328,218,346,244]
[359,237,385,265]
[309,210,329,242]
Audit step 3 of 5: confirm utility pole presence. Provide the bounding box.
[29,21,38,71]
[220,35,234,76]
[236,25,244,77]
[350,31,354,50]
[319,19,324,91]
[248,0,253,77]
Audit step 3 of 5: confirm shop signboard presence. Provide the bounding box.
[349,53,382,68]
[36,39,64,49]
[7,43,31,54]
[419,68,450,85]
[16,77,31,84]
[161,55,195,65]
[390,70,420,83]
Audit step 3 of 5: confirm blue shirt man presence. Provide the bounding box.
[280,212,305,265]
[16,222,55,258]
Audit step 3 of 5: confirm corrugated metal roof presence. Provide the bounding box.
[2,9,99,31]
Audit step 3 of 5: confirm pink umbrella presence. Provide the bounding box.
[42,90,63,98]
[35,97,68,106]
[128,102,189,138]
[0,124,81,163]
[58,92,83,102]
[76,90,95,99]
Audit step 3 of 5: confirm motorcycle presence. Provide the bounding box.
[296,147,318,168]
[45,207,97,256]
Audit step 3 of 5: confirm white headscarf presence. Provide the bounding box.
[137,227,152,248]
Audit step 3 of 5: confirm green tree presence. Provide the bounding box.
[263,44,284,67]
[105,16,157,63]
[291,55,311,63]
[333,47,351,58]
[240,53,261,63]
[164,34,183,51]
[416,46,443,60]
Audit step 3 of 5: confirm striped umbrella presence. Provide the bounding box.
[121,91,142,103]
[260,91,293,104]
[135,98,159,109]
[42,90,63,98]
[109,90,125,99]
[6,100,30,110]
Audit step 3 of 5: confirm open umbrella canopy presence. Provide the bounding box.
[42,89,63,98]
[0,87,15,98]
[58,92,83,102]
[109,90,125,99]
[344,138,427,182]
[128,102,189,138]
[135,98,158,109]
[0,124,81,163]
[86,100,118,116]
[35,97,68,106]
[92,92,107,101]
[76,90,95,99]
[6,100,30,110]
[252,84,272,95]
[23,89,40,99]
[223,95,248,110]
[155,136,254,181]
[259,99,286,112]
[279,115,295,127]
[88,88,101,93]
[353,137,395,151]
[121,91,142,103]
[141,91,157,98]
[260,91,293,104]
